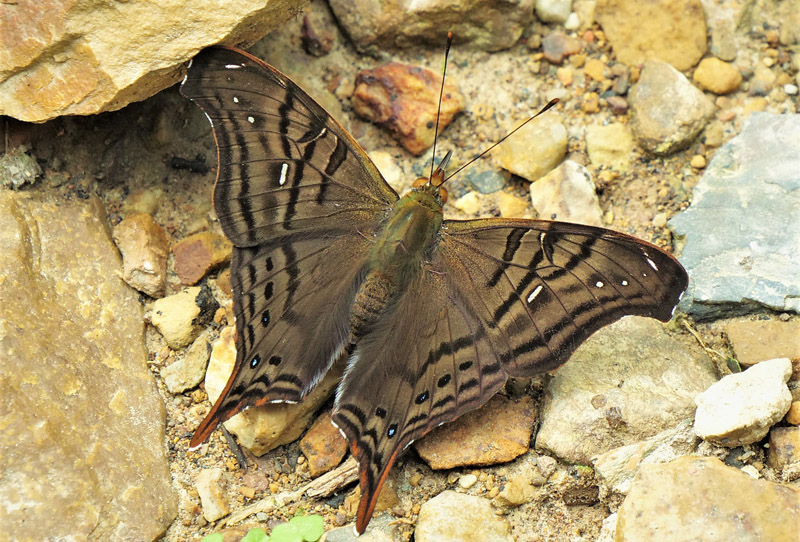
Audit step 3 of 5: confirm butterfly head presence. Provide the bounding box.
[412,149,452,205]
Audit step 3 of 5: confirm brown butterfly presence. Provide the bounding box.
[180,45,687,534]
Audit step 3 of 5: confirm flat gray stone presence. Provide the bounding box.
[0,191,177,541]
[669,113,800,319]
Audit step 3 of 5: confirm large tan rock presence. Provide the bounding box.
[0,0,306,122]
[596,0,707,71]
[0,191,177,540]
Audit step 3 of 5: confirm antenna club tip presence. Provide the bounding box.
[447,31,453,39]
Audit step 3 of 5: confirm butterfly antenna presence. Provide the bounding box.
[444,97,560,182]
[429,31,454,183]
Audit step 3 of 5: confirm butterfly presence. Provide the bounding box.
[180,45,688,534]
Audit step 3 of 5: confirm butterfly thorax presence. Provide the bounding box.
[349,190,443,341]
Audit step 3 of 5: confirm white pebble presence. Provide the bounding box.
[458,473,478,489]
[784,84,799,96]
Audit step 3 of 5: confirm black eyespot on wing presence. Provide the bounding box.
[266,257,274,272]
[437,374,451,388]
[250,355,261,368]
[268,355,282,366]
[261,310,270,326]
[387,424,397,438]
[415,391,429,404]
[264,281,274,299]
[459,360,473,371]
[376,407,387,418]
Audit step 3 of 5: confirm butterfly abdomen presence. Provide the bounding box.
[349,191,444,341]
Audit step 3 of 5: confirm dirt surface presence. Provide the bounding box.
[3,1,796,541]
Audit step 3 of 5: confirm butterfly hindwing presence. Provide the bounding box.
[181,47,399,447]
[439,218,688,375]
[332,265,509,533]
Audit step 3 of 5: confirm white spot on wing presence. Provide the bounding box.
[527,285,543,303]
[596,281,604,288]
[646,257,659,271]
[279,162,288,186]
[247,115,255,124]
[621,280,628,286]
[225,63,243,69]
[233,96,239,103]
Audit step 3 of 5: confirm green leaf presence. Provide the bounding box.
[201,534,224,542]
[289,515,325,541]
[241,527,270,542]
[269,523,303,542]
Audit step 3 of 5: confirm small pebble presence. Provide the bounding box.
[582,92,599,113]
[584,58,606,81]
[459,473,478,489]
[784,84,799,95]
[652,212,668,228]
[690,155,707,169]
[557,66,574,86]
[786,401,800,425]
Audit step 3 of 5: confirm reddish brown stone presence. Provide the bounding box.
[767,427,800,470]
[301,12,334,57]
[542,32,582,65]
[352,63,464,155]
[414,395,537,470]
[299,411,349,477]
[172,231,232,285]
[724,320,800,366]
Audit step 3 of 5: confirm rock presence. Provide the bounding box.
[593,419,698,497]
[542,32,583,65]
[458,473,478,489]
[584,58,606,81]
[629,60,715,155]
[0,191,176,540]
[536,0,572,24]
[536,317,716,464]
[299,411,349,477]
[203,326,343,455]
[694,358,792,447]
[702,0,746,61]
[495,476,536,507]
[767,427,800,471]
[615,456,800,541]
[328,0,535,53]
[606,95,628,114]
[668,113,800,319]
[585,123,635,171]
[161,333,211,394]
[596,513,618,542]
[530,160,603,226]
[415,395,537,470]
[122,187,164,216]
[465,168,509,194]
[352,63,465,155]
[692,57,742,94]
[595,0,707,71]
[453,191,482,215]
[724,320,800,367]
[113,212,169,297]
[690,154,707,169]
[196,467,230,522]
[149,285,218,349]
[0,145,41,189]
[496,191,530,218]
[493,114,567,181]
[172,231,233,286]
[750,62,777,96]
[415,491,514,542]
[0,1,305,122]
[787,402,800,425]
[301,11,335,57]
[324,514,398,542]
[369,150,404,194]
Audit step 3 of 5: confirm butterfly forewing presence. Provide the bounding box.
[180,46,398,247]
[181,47,399,448]
[439,219,688,375]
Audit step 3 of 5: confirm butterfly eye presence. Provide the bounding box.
[412,177,428,188]
[438,187,448,204]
